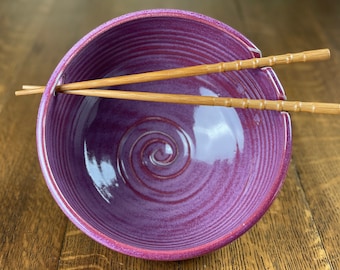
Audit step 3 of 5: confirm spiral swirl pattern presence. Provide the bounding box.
[117,116,194,202]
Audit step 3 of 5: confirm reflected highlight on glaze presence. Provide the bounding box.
[193,87,244,164]
[84,141,119,203]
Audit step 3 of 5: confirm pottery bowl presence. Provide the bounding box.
[37,9,292,261]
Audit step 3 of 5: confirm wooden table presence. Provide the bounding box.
[1,0,339,269]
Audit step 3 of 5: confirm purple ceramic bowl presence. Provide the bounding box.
[37,9,292,261]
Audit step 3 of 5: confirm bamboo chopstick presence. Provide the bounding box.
[16,87,340,114]
[63,89,340,114]
[16,49,330,95]
[16,86,45,95]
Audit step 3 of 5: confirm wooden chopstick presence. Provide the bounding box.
[63,89,340,114]
[16,49,330,95]
[16,87,340,114]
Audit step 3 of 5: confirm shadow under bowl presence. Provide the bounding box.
[37,9,292,261]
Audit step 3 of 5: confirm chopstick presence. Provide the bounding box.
[48,88,340,115]
[16,87,340,114]
[16,49,330,95]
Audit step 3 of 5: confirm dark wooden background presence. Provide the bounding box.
[1,0,339,269]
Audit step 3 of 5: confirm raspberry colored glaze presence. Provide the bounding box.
[37,9,292,261]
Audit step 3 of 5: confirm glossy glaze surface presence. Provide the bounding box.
[37,9,292,260]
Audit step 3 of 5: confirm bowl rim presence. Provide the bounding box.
[36,9,292,261]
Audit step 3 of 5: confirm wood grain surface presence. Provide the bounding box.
[0,0,339,269]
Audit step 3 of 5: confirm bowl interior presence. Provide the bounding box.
[38,10,291,260]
